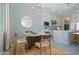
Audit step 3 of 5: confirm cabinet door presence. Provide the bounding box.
[61,32,69,44]
[53,31,62,43]
[53,30,70,44]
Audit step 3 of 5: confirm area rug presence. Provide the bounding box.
[23,45,70,55]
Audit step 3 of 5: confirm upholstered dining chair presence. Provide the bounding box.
[35,32,51,55]
[10,32,28,55]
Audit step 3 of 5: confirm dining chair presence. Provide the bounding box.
[9,32,17,55]
[35,33,51,55]
[9,41,15,55]
[13,32,28,55]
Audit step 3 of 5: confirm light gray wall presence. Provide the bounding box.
[9,3,43,38]
[0,3,6,51]
[10,3,79,39]
[0,4,3,52]
[9,3,66,39]
[9,3,79,46]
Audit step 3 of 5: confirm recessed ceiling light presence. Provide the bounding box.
[38,3,41,6]
[32,7,34,9]
[64,6,68,9]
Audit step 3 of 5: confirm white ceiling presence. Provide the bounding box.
[44,3,79,15]
[10,3,79,17]
[30,3,79,16]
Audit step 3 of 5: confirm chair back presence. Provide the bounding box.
[40,33,51,41]
[14,32,19,54]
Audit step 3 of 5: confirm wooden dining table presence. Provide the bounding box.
[24,32,51,49]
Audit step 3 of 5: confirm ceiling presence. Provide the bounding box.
[9,3,79,17]
[30,3,79,16]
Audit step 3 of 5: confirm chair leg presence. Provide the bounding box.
[23,45,28,54]
[22,47,25,54]
[44,47,46,54]
[40,47,42,55]
[26,45,28,55]
[49,44,51,55]
[15,48,18,55]
[49,39,51,55]
[10,47,13,55]
[40,42,42,55]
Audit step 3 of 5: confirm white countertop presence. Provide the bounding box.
[73,32,79,34]
[24,32,50,37]
[24,33,39,37]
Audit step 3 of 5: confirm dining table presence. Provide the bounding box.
[24,32,51,49]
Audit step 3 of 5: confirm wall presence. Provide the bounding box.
[9,3,43,39]
[49,14,64,30]
[10,4,78,38]
[0,4,3,52]
[9,3,65,39]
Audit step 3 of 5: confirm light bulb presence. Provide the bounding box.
[38,3,41,6]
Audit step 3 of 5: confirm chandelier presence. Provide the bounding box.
[32,3,45,14]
